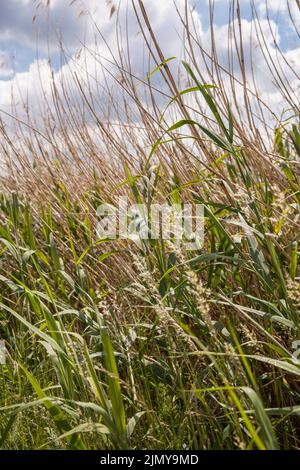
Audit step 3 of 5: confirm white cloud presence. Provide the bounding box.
[0,0,299,142]
[0,0,105,51]
[0,1,190,112]
[0,50,14,79]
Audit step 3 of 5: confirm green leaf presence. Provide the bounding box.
[242,387,279,450]
[20,365,86,450]
[146,57,176,80]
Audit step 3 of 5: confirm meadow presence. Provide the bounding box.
[0,0,300,450]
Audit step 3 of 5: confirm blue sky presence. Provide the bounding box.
[0,0,299,79]
[0,0,299,126]
[203,1,298,51]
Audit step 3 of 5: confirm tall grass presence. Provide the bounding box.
[0,0,300,449]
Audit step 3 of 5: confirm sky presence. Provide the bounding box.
[0,0,299,128]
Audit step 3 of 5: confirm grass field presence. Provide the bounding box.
[0,0,300,450]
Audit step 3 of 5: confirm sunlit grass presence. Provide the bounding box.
[0,1,300,450]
